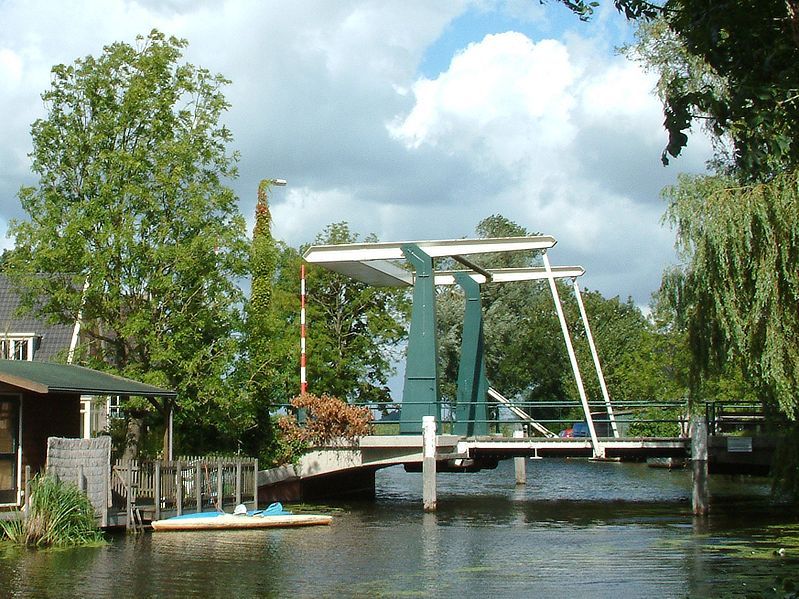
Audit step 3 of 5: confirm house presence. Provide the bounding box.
[0,359,175,507]
[0,275,116,437]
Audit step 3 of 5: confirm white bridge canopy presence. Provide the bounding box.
[302,236,578,287]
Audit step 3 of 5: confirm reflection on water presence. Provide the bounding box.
[0,459,796,598]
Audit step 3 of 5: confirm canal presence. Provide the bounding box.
[1,458,797,597]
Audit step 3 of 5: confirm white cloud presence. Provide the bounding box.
[390,33,578,164]
[0,0,713,307]
[387,30,711,304]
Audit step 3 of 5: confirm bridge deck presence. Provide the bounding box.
[462,436,689,459]
[259,435,691,489]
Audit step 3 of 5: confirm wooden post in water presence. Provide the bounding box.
[691,414,709,516]
[216,461,223,511]
[176,461,183,516]
[513,430,527,485]
[125,460,133,532]
[422,416,437,512]
[154,461,162,521]
[253,459,259,511]
[235,461,242,506]
[195,463,202,513]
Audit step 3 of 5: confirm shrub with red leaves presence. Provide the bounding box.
[277,393,373,451]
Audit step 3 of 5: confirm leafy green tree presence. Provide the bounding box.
[662,169,799,417]
[437,216,589,430]
[4,30,249,456]
[436,215,551,403]
[563,0,799,177]
[302,222,409,405]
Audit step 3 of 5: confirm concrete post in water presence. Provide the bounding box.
[690,414,709,516]
[422,415,437,512]
[514,430,527,485]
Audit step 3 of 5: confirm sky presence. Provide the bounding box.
[0,0,713,308]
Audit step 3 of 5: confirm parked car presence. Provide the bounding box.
[572,422,590,437]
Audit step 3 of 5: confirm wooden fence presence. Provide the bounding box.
[112,457,258,527]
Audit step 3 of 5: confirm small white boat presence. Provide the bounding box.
[151,503,332,532]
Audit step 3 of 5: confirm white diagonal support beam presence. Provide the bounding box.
[434,266,584,286]
[572,279,619,437]
[542,252,604,458]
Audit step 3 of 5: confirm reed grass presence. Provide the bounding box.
[0,474,104,548]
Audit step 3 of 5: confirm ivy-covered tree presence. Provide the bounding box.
[237,181,302,462]
[4,30,249,456]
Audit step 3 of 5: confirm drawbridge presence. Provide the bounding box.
[303,235,618,458]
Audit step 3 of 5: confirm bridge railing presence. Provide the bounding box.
[705,401,765,435]
[277,398,765,438]
[278,399,691,438]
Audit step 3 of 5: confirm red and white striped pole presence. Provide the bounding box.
[300,263,307,395]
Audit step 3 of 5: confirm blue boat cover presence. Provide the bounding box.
[165,502,291,521]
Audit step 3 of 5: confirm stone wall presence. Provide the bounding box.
[46,436,110,526]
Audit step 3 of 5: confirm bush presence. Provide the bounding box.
[627,408,681,437]
[274,394,373,465]
[0,475,104,548]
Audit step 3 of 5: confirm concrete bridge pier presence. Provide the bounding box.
[423,416,437,512]
[691,415,709,516]
[513,430,527,485]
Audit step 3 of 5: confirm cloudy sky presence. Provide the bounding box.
[0,0,712,308]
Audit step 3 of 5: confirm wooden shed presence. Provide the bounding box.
[0,360,175,507]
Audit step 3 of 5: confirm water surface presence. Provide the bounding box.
[1,459,797,597]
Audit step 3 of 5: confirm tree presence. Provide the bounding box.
[4,30,249,456]
[662,170,799,418]
[435,215,549,403]
[302,223,409,404]
[437,215,706,432]
[237,182,302,462]
[564,0,799,177]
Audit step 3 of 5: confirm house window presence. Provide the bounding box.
[0,337,36,361]
[108,396,124,420]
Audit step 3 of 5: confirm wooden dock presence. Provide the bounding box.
[109,457,259,529]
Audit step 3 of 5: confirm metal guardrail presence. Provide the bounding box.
[705,401,765,435]
[278,399,692,436]
[279,398,766,438]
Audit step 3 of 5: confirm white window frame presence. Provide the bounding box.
[0,335,37,361]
